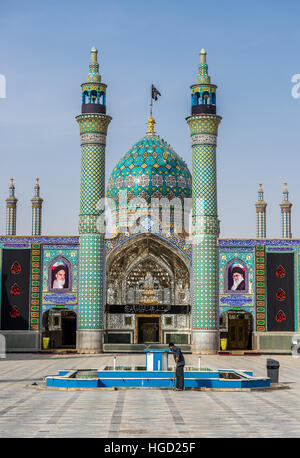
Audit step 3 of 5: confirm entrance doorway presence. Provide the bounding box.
[62,314,76,346]
[220,310,253,350]
[42,308,77,349]
[228,317,248,349]
[136,315,161,344]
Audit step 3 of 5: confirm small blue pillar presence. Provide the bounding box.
[144,349,170,371]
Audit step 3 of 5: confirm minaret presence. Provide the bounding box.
[280,182,292,239]
[255,184,267,238]
[6,178,17,235]
[31,178,43,236]
[76,47,111,353]
[186,49,222,354]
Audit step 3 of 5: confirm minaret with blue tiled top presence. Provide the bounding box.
[31,178,43,236]
[280,182,292,239]
[255,184,267,238]
[186,50,222,353]
[6,178,17,236]
[76,48,112,353]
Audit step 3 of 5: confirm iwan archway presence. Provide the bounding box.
[105,233,191,345]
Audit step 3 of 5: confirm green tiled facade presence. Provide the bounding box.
[78,233,104,329]
[29,243,42,330]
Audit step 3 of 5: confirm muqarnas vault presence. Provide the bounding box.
[0,48,298,354]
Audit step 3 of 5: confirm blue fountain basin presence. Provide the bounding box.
[45,368,270,390]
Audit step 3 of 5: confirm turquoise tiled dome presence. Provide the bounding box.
[106,134,192,203]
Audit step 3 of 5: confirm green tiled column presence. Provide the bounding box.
[76,48,111,353]
[186,50,221,353]
[31,178,43,236]
[280,182,292,239]
[6,178,17,236]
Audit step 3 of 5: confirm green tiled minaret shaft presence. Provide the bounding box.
[6,178,17,236]
[186,50,222,354]
[76,48,111,353]
[280,182,292,239]
[255,184,267,238]
[31,178,43,236]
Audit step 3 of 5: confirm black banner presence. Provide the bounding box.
[1,249,31,330]
[266,253,295,331]
[105,304,190,314]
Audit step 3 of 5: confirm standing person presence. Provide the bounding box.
[169,342,185,391]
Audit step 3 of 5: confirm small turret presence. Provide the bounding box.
[31,178,43,236]
[190,49,217,115]
[255,184,267,238]
[280,182,292,239]
[81,47,107,114]
[6,178,17,235]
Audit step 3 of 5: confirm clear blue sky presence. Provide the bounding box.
[0,0,300,238]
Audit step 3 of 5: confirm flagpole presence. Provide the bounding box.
[150,85,153,117]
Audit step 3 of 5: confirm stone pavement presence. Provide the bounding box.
[0,352,299,438]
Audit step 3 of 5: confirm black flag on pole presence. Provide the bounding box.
[151,84,161,101]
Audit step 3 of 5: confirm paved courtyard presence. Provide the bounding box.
[0,352,299,438]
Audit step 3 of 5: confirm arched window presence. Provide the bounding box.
[202,92,209,104]
[224,258,248,293]
[90,90,97,104]
[99,91,105,105]
[48,257,72,292]
[82,91,89,104]
[211,92,216,105]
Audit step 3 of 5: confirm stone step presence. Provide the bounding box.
[103,343,192,353]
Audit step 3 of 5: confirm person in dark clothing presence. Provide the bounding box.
[169,342,185,390]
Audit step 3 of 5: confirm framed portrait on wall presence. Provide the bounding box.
[48,258,72,292]
[225,260,248,294]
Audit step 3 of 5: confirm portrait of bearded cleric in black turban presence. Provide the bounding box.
[228,263,246,292]
[50,262,69,290]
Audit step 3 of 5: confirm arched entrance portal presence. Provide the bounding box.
[219,310,253,350]
[105,233,191,345]
[42,308,77,349]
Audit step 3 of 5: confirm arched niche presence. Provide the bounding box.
[123,253,175,305]
[106,233,190,306]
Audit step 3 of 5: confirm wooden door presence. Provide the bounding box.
[137,317,160,343]
[228,319,247,349]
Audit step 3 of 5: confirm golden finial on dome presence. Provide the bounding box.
[147,84,160,134]
[147,116,155,134]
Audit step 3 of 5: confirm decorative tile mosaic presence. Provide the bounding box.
[29,244,41,330]
[219,249,255,324]
[77,100,111,335]
[186,110,221,333]
[78,233,105,329]
[219,239,300,247]
[106,134,192,205]
[255,246,266,331]
[105,232,192,264]
[0,236,79,244]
